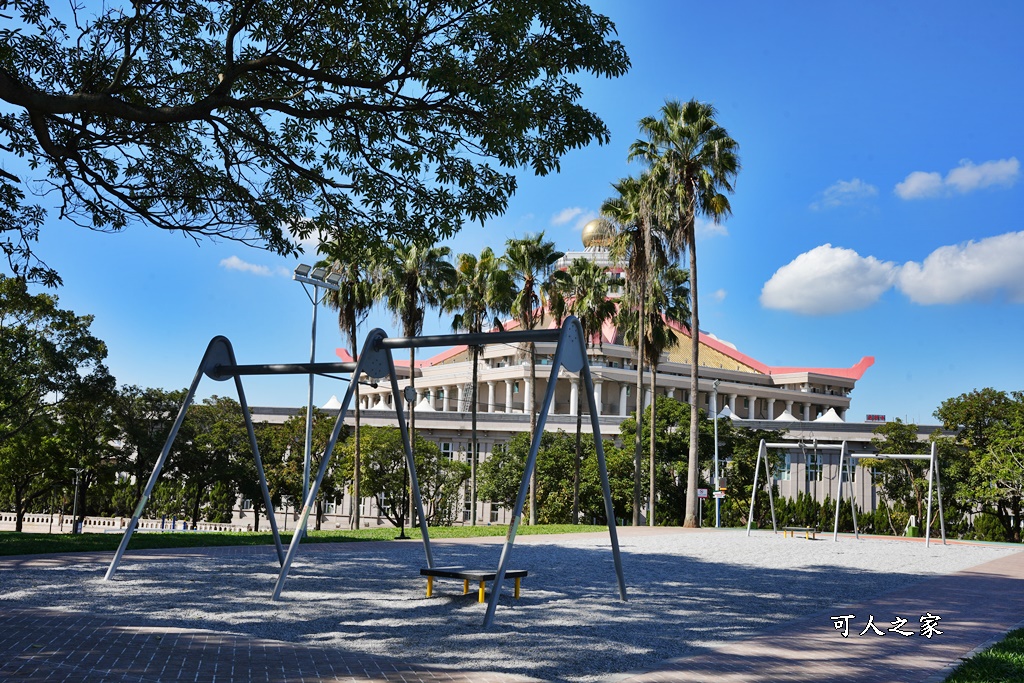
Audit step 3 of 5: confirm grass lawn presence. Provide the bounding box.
[0,523,609,556]
[944,627,1024,682]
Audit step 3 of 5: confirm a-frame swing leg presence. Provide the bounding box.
[832,451,844,542]
[232,364,284,564]
[484,317,625,629]
[272,329,435,600]
[747,440,766,537]
[384,340,434,567]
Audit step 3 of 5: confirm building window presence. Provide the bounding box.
[774,454,791,481]
[441,442,454,460]
[490,505,499,523]
[464,499,472,522]
[806,453,823,482]
[241,498,253,510]
[841,462,857,482]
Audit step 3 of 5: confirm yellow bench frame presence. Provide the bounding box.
[782,526,817,539]
[420,567,527,603]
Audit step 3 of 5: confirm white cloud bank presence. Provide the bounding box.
[760,244,898,315]
[761,231,1024,314]
[899,231,1024,304]
[811,178,878,210]
[895,158,1020,199]
[220,255,288,277]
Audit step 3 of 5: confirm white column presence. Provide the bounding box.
[457,385,466,412]
[525,378,533,415]
[644,388,652,411]
[570,379,579,416]
[728,394,738,412]
[839,407,847,421]
[785,400,794,415]
[767,398,776,420]
[802,402,811,421]
[442,386,451,412]
[594,381,603,416]
[619,384,629,417]
[667,387,676,400]
[504,380,514,413]
[748,397,756,420]
[487,381,496,413]
[548,379,557,415]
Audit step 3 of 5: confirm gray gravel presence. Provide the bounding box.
[1,529,1020,682]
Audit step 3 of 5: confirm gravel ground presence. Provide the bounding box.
[1,528,1020,682]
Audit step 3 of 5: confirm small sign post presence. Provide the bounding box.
[697,488,708,499]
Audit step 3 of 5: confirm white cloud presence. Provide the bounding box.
[551,207,585,226]
[712,288,727,302]
[220,256,289,277]
[895,158,1019,199]
[945,158,1020,193]
[810,178,878,210]
[696,216,728,237]
[894,171,944,199]
[760,244,898,315]
[897,231,1024,304]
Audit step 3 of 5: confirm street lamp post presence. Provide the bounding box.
[70,467,86,534]
[712,379,721,528]
[293,264,342,537]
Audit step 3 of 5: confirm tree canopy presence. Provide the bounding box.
[0,0,629,284]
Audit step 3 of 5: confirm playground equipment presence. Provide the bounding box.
[104,316,627,628]
[833,441,946,547]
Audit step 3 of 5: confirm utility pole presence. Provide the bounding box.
[70,467,86,535]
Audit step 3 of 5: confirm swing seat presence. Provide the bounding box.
[420,566,527,602]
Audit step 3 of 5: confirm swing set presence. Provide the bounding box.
[745,438,946,547]
[102,316,628,628]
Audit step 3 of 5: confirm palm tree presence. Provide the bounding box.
[557,256,616,523]
[619,265,690,525]
[443,247,514,525]
[373,238,456,530]
[319,240,375,530]
[503,232,564,525]
[629,99,740,528]
[602,172,670,525]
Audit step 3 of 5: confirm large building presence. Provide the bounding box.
[241,224,900,531]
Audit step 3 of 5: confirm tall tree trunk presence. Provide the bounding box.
[529,341,538,525]
[352,328,361,531]
[470,344,479,525]
[633,279,646,526]
[408,346,416,530]
[684,234,701,527]
[649,364,657,526]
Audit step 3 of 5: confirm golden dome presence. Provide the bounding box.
[581,218,614,248]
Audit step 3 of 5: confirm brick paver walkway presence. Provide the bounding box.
[616,547,1024,683]
[1,533,1021,682]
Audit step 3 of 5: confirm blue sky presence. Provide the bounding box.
[17,1,1024,424]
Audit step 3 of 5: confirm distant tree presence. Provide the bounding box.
[936,388,1024,542]
[550,256,616,523]
[0,277,107,529]
[338,426,468,528]
[860,419,929,534]
[444,247,514,525]
[0,0,629,284]
[320,240,375,529]
[479,430,629,524]
[629,99,740,528]
[111,385,188,505]
[271,407,344,531]
[172,396,248,529]
[503,232,564,524]
[602,172,670,525]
